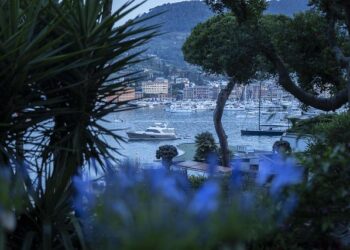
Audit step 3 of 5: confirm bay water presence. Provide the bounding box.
[105,107,284,163]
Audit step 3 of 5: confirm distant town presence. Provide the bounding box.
[108,75,298,104]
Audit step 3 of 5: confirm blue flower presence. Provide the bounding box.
[206,152,218,176]
[256,159,274,185]
[189,181,220,215]
[239,191,255,212]
[231,158,243,188]
[160,177,187,204]
[112,201,133,224]
[147,169,187,204]
[257,156,303,196]
[117,170,138,190]
[270,158,303,195]
[73,174,95,217]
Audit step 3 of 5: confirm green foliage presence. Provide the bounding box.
[156,145,178,168]
[188,175,207,189]
[308,112,350,155]
[183,14,260,83]
[185,9,348,92]
[184,4,348,104]
[0,0,157,249]
[205,0,268,22]
[194,132,218,162]
[263,12,348,93]
[0,170,24,250]
[278,146,350,249]
[287,113,337,134]
[260,114,350,249]
[272,140,292,156]
[156,145,178,160]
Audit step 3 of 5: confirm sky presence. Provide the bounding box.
[113,0,187,19]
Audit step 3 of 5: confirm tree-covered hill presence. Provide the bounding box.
[143,1,214,33]
[139,0,309,68]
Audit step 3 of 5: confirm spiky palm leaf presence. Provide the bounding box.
[1,0,159,249]
[38,0,159,196]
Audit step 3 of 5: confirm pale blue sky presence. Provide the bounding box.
[113,0,189,19]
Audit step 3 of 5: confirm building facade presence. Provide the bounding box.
[107,87,136,103]
[142,78,169,96]
[183,86,219,100]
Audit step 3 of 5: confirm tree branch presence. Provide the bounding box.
[260,43,348,111]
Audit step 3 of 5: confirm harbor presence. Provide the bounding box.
[107,103,323,164]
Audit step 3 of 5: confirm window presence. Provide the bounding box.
[146,129,160,133]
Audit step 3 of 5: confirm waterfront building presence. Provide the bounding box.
[106,87,136,103]
[142,77,169,97]
[183,85,219,100]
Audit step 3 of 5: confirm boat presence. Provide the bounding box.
[166,104,195,113]
[224,103,245,111]
[241,128,285,136]
[241,82,286,137]
[127,123,177,140]
[170,108,194,113]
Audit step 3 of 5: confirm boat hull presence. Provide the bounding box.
[127,132,177,140]
[241,130,284,136]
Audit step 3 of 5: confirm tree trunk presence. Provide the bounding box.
[162,158,172,171]
[213,80,235,168]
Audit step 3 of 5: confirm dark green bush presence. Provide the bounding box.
[194,132,218,162]
[259,113,350,249]
[188,175,207,189]
[310,112,350,149]
[287,113,336,134]
[156,145,179,169]
[273,140,292,156]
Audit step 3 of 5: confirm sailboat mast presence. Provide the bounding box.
[259,82,261,131]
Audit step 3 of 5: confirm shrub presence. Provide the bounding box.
[261,145,350,249]
[310,112,350,149]
[287,114,336,134]
[156,145,179,169]
[272,140,292,156]
[261,113,350,249]
[188,175,207,189]
[194,132,218,162]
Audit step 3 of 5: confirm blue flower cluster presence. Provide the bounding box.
[73,155,304,249]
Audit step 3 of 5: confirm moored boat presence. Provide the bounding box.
[127,123,177,140]
[241,129,285,136]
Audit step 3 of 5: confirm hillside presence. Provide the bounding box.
[139,0,309,68]
[143,1,214,33]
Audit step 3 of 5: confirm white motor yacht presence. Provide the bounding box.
[127,123,177,140]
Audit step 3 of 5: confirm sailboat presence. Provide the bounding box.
[241,82,286,136]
